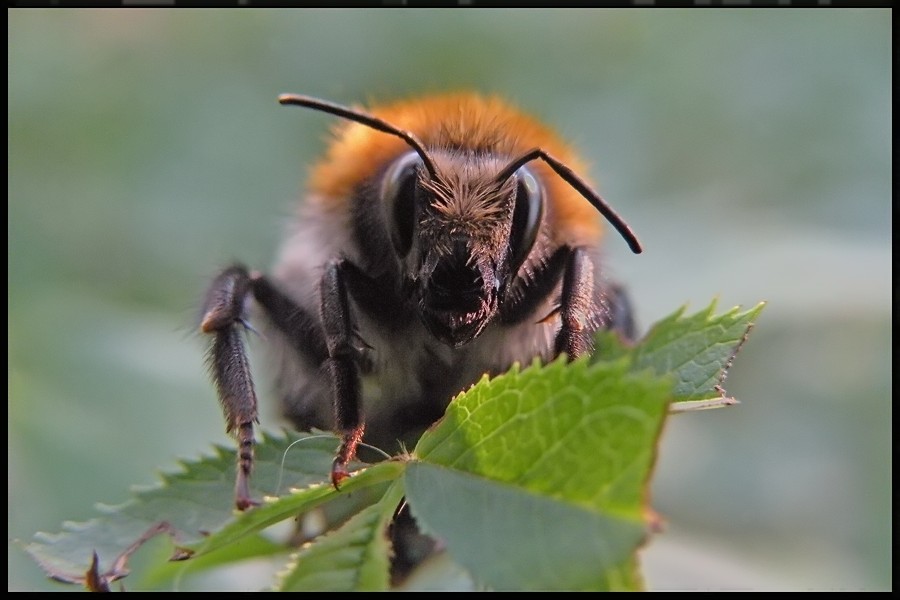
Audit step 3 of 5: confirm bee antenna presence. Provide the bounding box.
[496,148,643,254]
[278,94,438,180]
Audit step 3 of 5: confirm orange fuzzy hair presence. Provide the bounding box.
[307,92,605,246]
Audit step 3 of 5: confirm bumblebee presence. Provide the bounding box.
[200,92,642,515]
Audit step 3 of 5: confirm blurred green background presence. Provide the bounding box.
[8,8,891,592]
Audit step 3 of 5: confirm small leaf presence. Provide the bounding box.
[188,460,403,558]
[23,431,365,587]
[275,480,404,591]
[594,300,765,403]
[139,533,282,589]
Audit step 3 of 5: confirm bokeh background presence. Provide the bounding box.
[8,8,891,592]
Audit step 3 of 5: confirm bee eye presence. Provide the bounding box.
[381,151,422,257]
[508,167,544,275]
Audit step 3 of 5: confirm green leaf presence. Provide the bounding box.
[138,531,286,590]
[22,430,370,587]
[415,359,671,515]
[188,460,403,558]
[409,358,671,590]
[275,480,405,591]
[22,299,762,591]
[594,300,765,404]
[405,463,645,591]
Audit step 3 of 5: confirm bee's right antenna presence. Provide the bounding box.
[496,148,643,254]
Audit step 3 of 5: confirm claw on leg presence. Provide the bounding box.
[235,469,260,511]
[234,420,259,510]
[331,425,365,489]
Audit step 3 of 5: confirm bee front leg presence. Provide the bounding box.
[200,265,260,510]
[320,259,365,488]
[556,247,596,359]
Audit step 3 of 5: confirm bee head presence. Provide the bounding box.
[379,149,544,347]
[278,93,642,349]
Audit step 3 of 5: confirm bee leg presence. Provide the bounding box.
[556,246,596,358]
[500,246,569,327]
[249,275,328,367]
[202,266,333,507]
[501,246,624,358]
[320,259,365,488]
[200,265,260,511]
[602,282,637,343]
